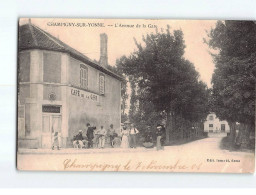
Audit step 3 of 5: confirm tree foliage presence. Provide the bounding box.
[206,20,256,147]
[207,21,256,125]
[117,27,210,142]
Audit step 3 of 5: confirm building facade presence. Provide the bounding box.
[18,23,123,148]
[204,113,230,133]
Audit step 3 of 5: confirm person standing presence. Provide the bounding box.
[120,126,130,148]
[52,132,60,150]
[86,123,94,148]
[156,124,165,151]
[129,123,139,148]
[108,124,116,147]
[98,126,107,149]
[94,127,101,148]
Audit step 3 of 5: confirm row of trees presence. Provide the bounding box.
[109,21,255,148]
[206,21,256,147]
[115,27,210,143]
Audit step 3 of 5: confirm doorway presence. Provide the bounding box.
[221,124,225,132]
[42,105,62,148]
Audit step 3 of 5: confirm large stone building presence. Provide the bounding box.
[204,112,230,133]
[18,22,123,148]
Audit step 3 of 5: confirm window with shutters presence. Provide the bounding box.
[80,64,88,89]
[99,73,105,95]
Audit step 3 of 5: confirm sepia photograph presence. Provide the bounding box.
[17,18,255,173]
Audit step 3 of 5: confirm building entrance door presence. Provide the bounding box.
[42,113,62,148]
[221,124,225,132]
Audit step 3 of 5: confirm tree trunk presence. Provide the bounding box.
[240,123,251,148]
[228,121,236,147]
[165,110,174,144]
[165,111,170,144]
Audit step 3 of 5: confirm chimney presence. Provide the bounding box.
[99,33,108,67]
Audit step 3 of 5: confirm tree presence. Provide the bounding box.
[206,21,256,147]
[117,27,210,143]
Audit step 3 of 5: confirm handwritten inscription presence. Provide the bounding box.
[63,159,202,172]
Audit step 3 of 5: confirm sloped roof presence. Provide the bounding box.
[18,23,123,81]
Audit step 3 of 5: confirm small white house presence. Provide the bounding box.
[204,113,230,133]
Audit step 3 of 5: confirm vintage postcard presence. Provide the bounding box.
[17,18,255,173]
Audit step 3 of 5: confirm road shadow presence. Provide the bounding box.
[219,135,255,153]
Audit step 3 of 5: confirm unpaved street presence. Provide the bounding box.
[17,134,255,173]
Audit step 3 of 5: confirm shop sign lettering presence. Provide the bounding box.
[71,88,99,102]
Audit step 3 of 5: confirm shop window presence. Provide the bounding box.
[99,73,105,95]
[80,64,88,89]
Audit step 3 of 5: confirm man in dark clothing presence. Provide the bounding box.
[73,130,85,148]
[86,123,95,148]
[75,130,84,140]
[160,125,166,146]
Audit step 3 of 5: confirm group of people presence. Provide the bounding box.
[72,123,140,149]
[120,123,166,150]
[52,122,166,151]
[72,123,118,149]
[120,123,140,149]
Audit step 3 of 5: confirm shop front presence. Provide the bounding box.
[18,22,122,149]
[41,105,62,148]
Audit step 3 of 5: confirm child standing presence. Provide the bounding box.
[52,132,60,150]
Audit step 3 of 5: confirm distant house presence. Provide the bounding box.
[18,22,123,149]
[204,113,230,133]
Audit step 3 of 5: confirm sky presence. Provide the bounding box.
[20,18,217,87]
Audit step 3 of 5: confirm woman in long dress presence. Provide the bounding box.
[121,126,130,148]
[156,124,165,151]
